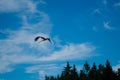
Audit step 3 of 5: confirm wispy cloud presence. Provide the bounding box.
[0,0,45,13]
[36,43,98,61]
[0,0,53,73]
[93,8,101,14]
[114,2,120,7]
[21,11,53,34]
[26,64,61,75]
[113,64,120,71]
[0,62,13,73]
[112,60,120,71]
[25,64,62,80]
[103,22,115,30]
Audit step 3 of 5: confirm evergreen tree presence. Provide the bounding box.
[79,70,87,80]
[78,61,90,80]
[60,71,64,80]
[62,62,71,80]
[83,61,90,75]
[56,75,60,80]
[88,62,98,80]
[50,76,55,80]
[71,64,78,80]
[45,75,50,80]
[44,60,119,80]
[82,61,90,80]
[103,60,115,80]
[97,64,105,80]
[116,68,120,80]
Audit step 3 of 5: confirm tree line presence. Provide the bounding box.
[45,60,120,80]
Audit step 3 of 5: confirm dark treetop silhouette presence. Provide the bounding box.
[34,36,51,43]
[45,60,120,80]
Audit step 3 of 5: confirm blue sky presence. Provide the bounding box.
[0,0,120,80]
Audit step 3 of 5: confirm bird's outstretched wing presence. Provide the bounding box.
[34,36,46,41]
[34,36,41,41]
[47,38,52,44]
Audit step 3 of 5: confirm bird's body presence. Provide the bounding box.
[34,36,51,43]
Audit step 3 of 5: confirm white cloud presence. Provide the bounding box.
[0,0,53,73]
[113,64,120,71]
[21,11,53,34]
[93,8,101,14]
[0,0,31,12]
[92,8,106,18]
[0,29,53,73]
[26,64,61,80]
[0,62,13,73]
[103,22,115,30]
[112,61,120,71]
[36,43,98,61]
[0,0,45,13]
[26,64,60,73]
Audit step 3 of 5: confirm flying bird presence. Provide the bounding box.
[34,36,51,43]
